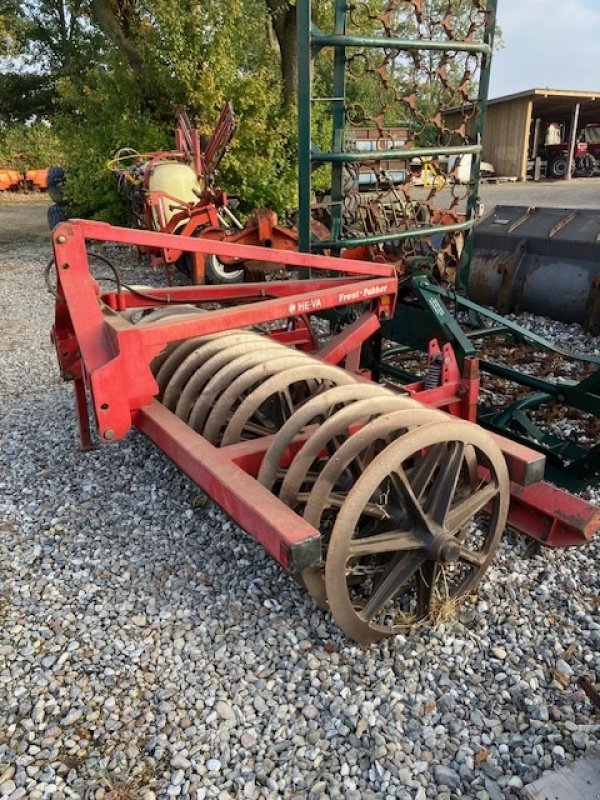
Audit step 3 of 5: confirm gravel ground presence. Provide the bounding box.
[0,205,599,800]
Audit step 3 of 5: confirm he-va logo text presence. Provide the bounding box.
[288,298,323,314]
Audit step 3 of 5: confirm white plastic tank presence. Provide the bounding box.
[146,162,206,230]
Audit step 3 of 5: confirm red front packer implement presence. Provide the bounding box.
[51,221,599,644]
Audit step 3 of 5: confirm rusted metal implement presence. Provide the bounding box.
[297,0,496,287]
[50,220,599,644]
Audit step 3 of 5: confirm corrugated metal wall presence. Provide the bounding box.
[483,99,532,178]
[445,99,532,178]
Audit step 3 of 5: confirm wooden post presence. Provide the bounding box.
[532,116,542,181]
[566,103,580,181]
[531,117,541,159]
[520,99,533,180]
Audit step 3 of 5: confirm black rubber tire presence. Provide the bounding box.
[47,166,66,204]
[203,253,245,285]
[180,252,244,285]
[548,156,573,179]
[574,153,596,178]
[47,204,68,230]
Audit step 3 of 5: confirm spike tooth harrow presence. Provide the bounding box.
[51,221,599,644]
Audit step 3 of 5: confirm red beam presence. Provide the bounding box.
[128,277,394,350]
[318,312,380,367]
[221,425,320,477]
[487,433,546,486]
[507,481,600,547]
[56,221,396,279]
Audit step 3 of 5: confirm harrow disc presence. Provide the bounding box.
[190,352,315,440]
[323,421,509,644]
[277,395,425,507]
[155,329,260,392]
[153,328,360,446]
[166,340,286,415]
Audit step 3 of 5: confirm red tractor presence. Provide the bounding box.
[543,123,600,179]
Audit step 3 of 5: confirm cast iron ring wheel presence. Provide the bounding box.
[323,421,509,644]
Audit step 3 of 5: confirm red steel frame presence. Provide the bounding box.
[51,221,600,572]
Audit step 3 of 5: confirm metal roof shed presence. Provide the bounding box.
[447,88,600,179]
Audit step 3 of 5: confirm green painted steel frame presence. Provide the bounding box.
[296,0,498,260]
[461,0,498,289]
[380,275,600,488]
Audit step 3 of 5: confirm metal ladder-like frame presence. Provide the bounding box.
[297,0,497,288]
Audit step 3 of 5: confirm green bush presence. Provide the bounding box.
[54,68,169,223]
[0,123,63,170]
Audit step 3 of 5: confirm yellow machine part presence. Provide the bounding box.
[147,162,206,229]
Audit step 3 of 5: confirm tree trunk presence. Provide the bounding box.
[89,0,145,78]
[265,0,297,109]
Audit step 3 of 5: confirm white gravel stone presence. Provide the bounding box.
[215,700,234,720]
[170,769,185,786]
[170,755,191,770]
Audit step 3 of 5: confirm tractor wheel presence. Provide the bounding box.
[47,204,68,230]
[548,156,574,179]
[574,153,596,178]
[47,166,66,204]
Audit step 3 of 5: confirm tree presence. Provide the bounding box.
[53,0,299,219]
[0,0,104,120]
[265,0,297,109]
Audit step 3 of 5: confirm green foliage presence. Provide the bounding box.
[0,122,62,169]
[55,65,169,222]
[0,72,57,122]
[56,0,299,220]
[217,83,298,214]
